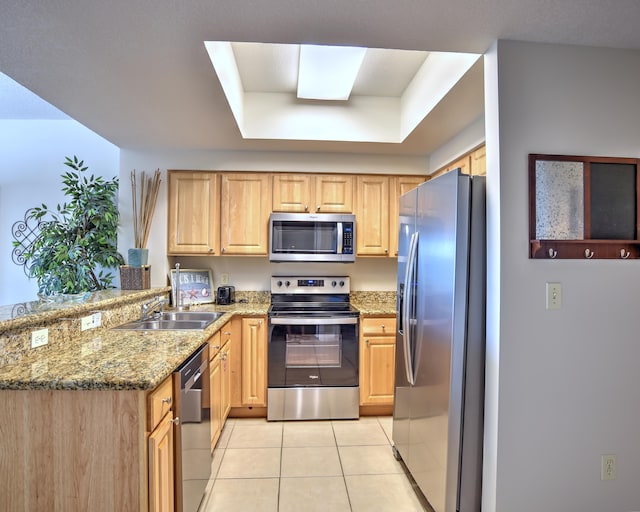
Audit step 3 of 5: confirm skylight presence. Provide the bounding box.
[204,41,480,144]
[297,45,366,101]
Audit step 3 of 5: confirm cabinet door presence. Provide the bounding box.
[241,316,267,406]
[220,173,271,254]
[360,335,396,405]
[448,154,472,175]
[149,411,175,512]
[314,175,354,213]
[272,174,312,212]
[389,176,425,257]
[224,318,243,408]
[210,353,222,449]
[360,317,396,406]
[471,145,486,176]
[221,341,231,422]
[167,171,219,255]
[356,175,390,255]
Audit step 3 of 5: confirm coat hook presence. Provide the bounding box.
[620,249,631,259]
[584,248,595,259]
[548,248,558,259]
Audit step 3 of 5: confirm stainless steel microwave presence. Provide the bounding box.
[269,213,356,262]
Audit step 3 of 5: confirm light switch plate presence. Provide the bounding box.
[546,282,562,310]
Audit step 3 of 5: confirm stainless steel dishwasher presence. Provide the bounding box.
[173,343,212,512]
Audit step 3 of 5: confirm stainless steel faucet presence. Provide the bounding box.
[141,296,166,320]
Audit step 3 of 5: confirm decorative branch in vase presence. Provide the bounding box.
[129,169,161,266]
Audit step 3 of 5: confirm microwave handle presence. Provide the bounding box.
[337,222,343,254]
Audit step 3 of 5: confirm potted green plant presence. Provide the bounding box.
[18,156,124,299]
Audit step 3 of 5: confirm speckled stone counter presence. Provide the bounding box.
[0,288,395,391]
[0,289,269,391]
[350,291,396,316]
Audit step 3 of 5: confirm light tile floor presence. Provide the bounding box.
[199,416,427,512]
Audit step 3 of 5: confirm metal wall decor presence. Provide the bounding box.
[11,208,43,276]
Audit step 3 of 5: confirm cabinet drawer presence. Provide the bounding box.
[148,376,174,431]
[361,318,396,336]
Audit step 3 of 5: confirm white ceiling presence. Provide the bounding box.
[2,0,640,157]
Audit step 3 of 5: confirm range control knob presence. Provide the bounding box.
[285,280,291,287]
[331,280,337,287]
[339,280,345,287]
[277,280,283,287]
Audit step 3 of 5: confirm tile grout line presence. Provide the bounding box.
[332,420,355,512]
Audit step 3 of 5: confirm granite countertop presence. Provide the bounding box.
[0,291,269,392]
[0,289,393,392]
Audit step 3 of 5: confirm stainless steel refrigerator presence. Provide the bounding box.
[393,170,485,512]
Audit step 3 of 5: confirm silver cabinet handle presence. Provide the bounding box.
[170,417,180,425]
[162,396,172,405]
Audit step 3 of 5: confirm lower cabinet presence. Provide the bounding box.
[241,316,267,406]
[360,317,397,406]
[209,350,222,449]
[148,375,176,512]
[148,411,175,512]
[220,340,232,421]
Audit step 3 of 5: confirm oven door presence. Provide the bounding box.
[268,316,358,387]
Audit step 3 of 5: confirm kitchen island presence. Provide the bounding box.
[0,288,269,512]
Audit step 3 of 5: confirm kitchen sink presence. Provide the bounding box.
[112,311,224,331]
[159,311,224,322]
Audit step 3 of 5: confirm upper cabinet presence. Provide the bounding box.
[389,176,426,257]
[272,173,353,213]
[529,153,640,259]
[220,173,272,255]
[166,170,426,258]
[167,171,219,255]
[432,144,486,179]
[470,145,486,176]
[356,175,390,255]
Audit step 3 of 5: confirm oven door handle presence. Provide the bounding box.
[269,316,358,325]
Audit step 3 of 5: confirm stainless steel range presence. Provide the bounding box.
[267,276,360,421]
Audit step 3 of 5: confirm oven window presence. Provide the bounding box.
[285,332,341,367]
[271,221,337,253]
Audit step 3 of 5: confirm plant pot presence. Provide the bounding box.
[128,248,149,268]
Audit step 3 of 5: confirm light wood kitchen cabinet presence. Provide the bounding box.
[272,173,354,213]
[167,170,219,255]
[224,318,243,408]
[389,175,426,257]
[209,351,222,449]
[355,175,390,255]
[220,173,272,254]
[148,411,175,512]
[147,376,175,512]
[148,375,176,512]
[220,340,232,422]
[241,316,267,406]
[360,317,397,406]
[470,145,486,176]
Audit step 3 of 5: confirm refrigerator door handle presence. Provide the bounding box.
[402,231,418,385]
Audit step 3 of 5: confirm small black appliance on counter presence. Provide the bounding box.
[216,285,235,305]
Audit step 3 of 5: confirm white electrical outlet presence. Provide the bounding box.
[92,312,102,328]
[601,454,617,480]
[221,273,229,285]
[80,315,94,331]
[546,282,562,310]
[31,328,49,348]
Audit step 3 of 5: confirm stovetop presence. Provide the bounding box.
[269,276,358,317]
